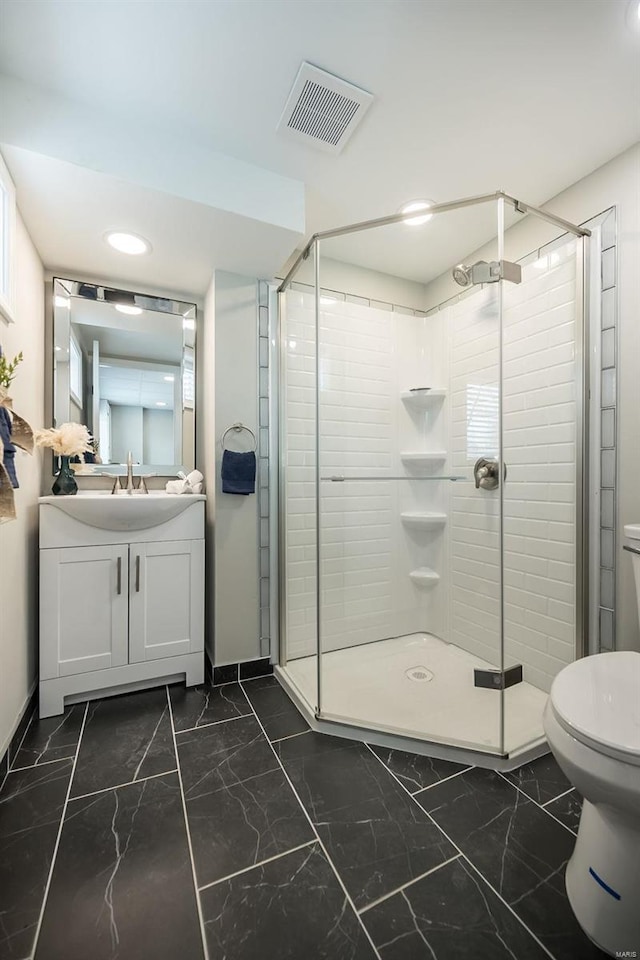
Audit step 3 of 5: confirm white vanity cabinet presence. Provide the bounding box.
[39,495,206,717]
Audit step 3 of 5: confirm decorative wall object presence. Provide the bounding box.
[0,396,34,518]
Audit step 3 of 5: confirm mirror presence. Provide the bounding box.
[52,278,196,475]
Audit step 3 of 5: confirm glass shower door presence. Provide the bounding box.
[312,201,507,754]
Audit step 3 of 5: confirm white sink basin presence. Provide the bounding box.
[39,491,206,531]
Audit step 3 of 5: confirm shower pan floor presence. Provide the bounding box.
[285,633,548,755]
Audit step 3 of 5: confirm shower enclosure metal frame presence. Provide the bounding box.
[276,190,591,763]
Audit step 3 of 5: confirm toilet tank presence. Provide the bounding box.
[624,524,640,625]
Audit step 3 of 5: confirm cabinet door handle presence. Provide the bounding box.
[116,556,122,595]
[135,555,141,592]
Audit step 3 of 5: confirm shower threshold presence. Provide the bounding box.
[278,633,549,772]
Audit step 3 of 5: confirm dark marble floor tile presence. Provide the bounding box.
[8,691,37,768]
[545,789,583,833]
[213,663,238,685]
[201,842,376,960]
[279,731,455,909]
[184,764,314,888]
[504,752,572,805]
[417,768,604,960]
[169,681,250,732]
[177,714,279,796]
[239,658,273,681]
[363,855,549,960]
[12,705,85,770]
[369,745,470,793]
[71,689,175,799]
[35,773,203,960]
[0,760,72,960]
[242,676,309,741]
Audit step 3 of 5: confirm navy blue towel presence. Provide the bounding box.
[0,406,18,488]
[222,449,256,495]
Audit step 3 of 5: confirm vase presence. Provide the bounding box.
[52,455,78,496]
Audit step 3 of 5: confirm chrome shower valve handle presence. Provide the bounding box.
[474,457,501,490]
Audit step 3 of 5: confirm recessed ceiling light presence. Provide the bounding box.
[183,319,196,331]
[400,199,434,226]
[156,401,167,407]
[163,375,175,382]
[55,346,62,352]
[115,304,143,316]
[105,231,151,255]
[54,296,70,308]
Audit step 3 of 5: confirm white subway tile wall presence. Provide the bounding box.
[283,290,444,659]
[282,243,580,698]
[501,241,578,693]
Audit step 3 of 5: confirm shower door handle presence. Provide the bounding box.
[474,457,501,490]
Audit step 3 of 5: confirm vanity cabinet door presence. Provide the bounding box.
[40,545,129,679]
[128,539,204,663]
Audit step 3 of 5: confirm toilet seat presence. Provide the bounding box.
[549,652,640,767]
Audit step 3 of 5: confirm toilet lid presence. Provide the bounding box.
[550,652,640,761]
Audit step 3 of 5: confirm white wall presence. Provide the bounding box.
[143,408,173,464]
[110,404,143,463]
[198,274,216,664]
[212,272,260,665]
[0,211,44,759]
[290,255,427,312]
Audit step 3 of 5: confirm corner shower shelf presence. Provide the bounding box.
[409,567,440,585]
[401,511,447,528]
[400,389,447,405]
[400,451,447,463]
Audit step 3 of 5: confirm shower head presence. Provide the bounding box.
[452,263,472,287]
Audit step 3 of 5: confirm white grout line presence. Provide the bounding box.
[174,713,254,736]
[70,769,179,802]
[410,765,474,797]
[541,786,574,807]
[358,854,461,914]
[239,681,383,960]
[237,672,275,685]
[271,729,310,745]
[29,701,90,960]
[496,772,578,838]
[364,744,557,960]
[166,686,211,960]
[8,707,37,771]
[9,755,77,774]
[198,840,317,893]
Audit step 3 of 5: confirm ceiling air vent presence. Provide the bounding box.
[277,62,373,155]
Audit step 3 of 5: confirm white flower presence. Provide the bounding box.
[35,422,93,457]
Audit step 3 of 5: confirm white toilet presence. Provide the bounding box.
[543,524,640,958]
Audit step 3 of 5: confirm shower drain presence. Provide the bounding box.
[405,666,434,683]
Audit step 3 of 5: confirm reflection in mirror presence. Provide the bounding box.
[53,279,196,476]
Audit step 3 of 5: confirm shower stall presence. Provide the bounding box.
[274,191,591,767]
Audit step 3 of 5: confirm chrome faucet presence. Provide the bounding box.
[125,451,135,495]
[108,452,150,494]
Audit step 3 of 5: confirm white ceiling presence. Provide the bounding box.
[0,0,638,291]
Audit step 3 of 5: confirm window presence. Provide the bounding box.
[0,151,16,324]
[466,383,499,461]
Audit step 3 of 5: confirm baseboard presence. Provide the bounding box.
[208,655,274,686]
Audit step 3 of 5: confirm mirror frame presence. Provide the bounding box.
[52,277,197,477]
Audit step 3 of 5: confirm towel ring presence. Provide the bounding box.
[221,422,257,452]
